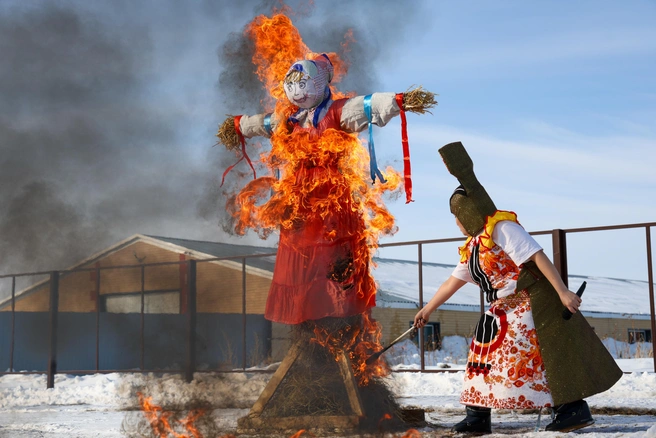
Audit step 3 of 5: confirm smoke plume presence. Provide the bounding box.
[0,0,430,296]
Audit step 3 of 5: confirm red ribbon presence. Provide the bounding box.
[220,115,257,187]
[395,93,413,203]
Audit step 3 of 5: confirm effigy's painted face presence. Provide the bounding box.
[284,75,319,109]
[283,57,333,109]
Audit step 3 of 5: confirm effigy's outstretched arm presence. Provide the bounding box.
[340,86,437,133]
[216,113,280,151]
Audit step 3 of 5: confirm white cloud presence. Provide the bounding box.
[407,122,656,187]
[377,117,656,281]
[388,2,656,79]
[462,28,655,67]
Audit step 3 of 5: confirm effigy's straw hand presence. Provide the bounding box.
[216,115,240,151]
[403,86,438,114]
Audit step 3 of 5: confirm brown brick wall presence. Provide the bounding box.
[196,259,271,314]
[2,240,271,314]
[371,307,481,343]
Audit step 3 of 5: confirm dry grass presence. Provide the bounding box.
[216,116,241,151]
[262,342,352,417]
[402,86,438,114]
[259,317,411,433]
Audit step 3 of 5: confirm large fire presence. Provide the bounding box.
[137,6,422,438]
[245,8,351,110]
[227,5,402,385]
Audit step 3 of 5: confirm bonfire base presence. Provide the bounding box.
[238,319,426,434]
[398,407,426,426]
[237,414,360,434]
[237,339,364,434]
[237,408,426,435]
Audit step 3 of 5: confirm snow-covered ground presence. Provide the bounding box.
[2,337,654,437]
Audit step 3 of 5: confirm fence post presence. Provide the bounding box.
[645,226,656,373]
[185,260,197,383]
[551,229,568,287]
[47,271,59,389]
[10,277,15,372]
[242,258,247,370]
[95,265,100,371]
[418,243,425,372]
[140,265,145,370]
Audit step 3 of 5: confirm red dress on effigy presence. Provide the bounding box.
[264,98,376,324]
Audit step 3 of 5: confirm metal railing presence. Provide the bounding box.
[378,221,656,374]
[1,221,654,388]
[0,253,276,388]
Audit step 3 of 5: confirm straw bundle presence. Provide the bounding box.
[216,116,241,151]
[402,86,437,114]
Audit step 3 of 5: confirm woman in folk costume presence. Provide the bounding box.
[217,54,435,325]
[414,142,622,434]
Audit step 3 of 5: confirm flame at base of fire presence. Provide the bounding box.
[122,392,226,438]
[137,392,205,438]
[309,312,390,386]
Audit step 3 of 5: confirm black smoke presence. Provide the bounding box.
[203,0,431,234]
[0,0,430,296]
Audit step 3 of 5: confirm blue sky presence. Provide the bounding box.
[368,1,656,281]
[0,0,654,287]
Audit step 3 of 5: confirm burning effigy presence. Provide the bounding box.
[216,6,436,435]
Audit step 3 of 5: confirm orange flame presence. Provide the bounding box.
[138,392,206,438]
[231,6,402,384]
[399,429,422,438]
[289,429,315,438]
[245,8,352,112]
[311,311,392,386]
[246,12,309,108]
[378,412,393,428]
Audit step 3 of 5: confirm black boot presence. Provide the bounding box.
[545,400,594,432]
[452,405,491,434]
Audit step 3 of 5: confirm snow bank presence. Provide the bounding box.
[0,372,269,410]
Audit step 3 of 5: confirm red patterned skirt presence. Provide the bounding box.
[264,166,376,325]
[460,290,553,409]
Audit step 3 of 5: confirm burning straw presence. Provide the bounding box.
[262,340,353,418]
